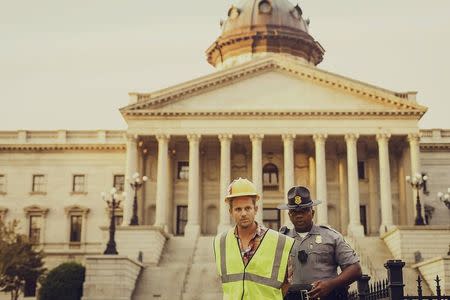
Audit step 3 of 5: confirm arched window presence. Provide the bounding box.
[263,163,279,191]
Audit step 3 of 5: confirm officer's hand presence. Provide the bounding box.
[307,280,335,299]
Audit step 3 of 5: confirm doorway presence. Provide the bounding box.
[176,205,188,235]
[360,205,368,235]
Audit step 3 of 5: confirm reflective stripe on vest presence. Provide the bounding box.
[214,227,294,299]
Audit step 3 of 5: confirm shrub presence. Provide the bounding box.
[39,262,85,300]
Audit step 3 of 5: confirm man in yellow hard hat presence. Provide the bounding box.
[213,177,295,300]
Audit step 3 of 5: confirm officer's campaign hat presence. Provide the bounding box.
[277,186,321,210]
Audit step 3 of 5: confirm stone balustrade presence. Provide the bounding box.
[412,256,450,296]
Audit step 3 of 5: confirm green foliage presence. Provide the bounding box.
[0,219,46,300]
[39,262,85,300]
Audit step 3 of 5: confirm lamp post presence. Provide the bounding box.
[406,172,429,225]
[129,172,148,226]
[437,188,450,209]
[103,188,121,255]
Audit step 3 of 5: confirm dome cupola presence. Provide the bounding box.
[206,0,325,69]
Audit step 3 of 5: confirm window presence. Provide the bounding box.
[24,205,48,244]
[24,279,37,297]
[65,205,89,245]
[263,163,279,190]
[29,216,42,244]
[259,0,272,14]
[263,208,280,231]
[177,161,189,180]
[0,175,5,193]
[32,175,45,193]
[70,215,82,242]
[358,161,366,180]
[23,278,37,297]
[72,175,86,193]
[113,175,125,192]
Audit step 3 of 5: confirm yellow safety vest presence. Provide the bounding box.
[214,228,294,300]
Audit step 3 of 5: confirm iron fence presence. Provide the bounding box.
[348,260,449,300]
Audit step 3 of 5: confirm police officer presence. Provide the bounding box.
[278,186,362,300]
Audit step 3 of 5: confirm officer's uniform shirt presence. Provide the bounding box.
[282,224,359,284]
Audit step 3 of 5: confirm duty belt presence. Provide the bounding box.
[285,284,312,300]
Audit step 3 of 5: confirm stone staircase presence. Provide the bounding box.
[181,236,222,300]
[132,236,197,300]
[348,235,432,295]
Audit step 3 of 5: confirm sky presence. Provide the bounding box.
[1,0,450,130]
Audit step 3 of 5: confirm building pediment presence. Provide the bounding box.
[121,56,427,119]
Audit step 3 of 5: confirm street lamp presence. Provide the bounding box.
[129,172,148,226]
[406,172,429,225]
[437,188,450,209]
[102,188,121,255]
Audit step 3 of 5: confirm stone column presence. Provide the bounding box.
[407,133,423,221]
[398,155,407,225]
[338,155,348,235]
[345,133,365,237]
[308,156,316,198]
[154,134,170,231]
[377,133,394,234]
[408,133,421,175]
[282,134,296,225]
[124,134,138,225]
[250,134,264,224]
[313,134,328,225]
[218,134,232,233]
[367,157,379,235]
[185,134,201,237]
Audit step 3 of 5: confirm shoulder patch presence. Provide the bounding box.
[279,226,290,235]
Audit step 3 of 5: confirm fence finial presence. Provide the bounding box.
[435,275,442,297]
[417,276,423,297]
[385,260,405,300]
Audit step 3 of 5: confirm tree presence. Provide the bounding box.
[0,219,46,300]
[39,262,85,300]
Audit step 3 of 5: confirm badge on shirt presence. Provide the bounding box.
[315,235,322,244]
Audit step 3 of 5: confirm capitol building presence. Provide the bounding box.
[1,0,449,299]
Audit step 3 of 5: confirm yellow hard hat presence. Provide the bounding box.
[225,178,259,202]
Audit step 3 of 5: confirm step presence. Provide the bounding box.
[182,236,222,299]
[133,265,187,300]
[132,236,197,300]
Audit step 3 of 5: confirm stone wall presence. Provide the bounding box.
[82,255,143,300]
[381,225,450,264]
